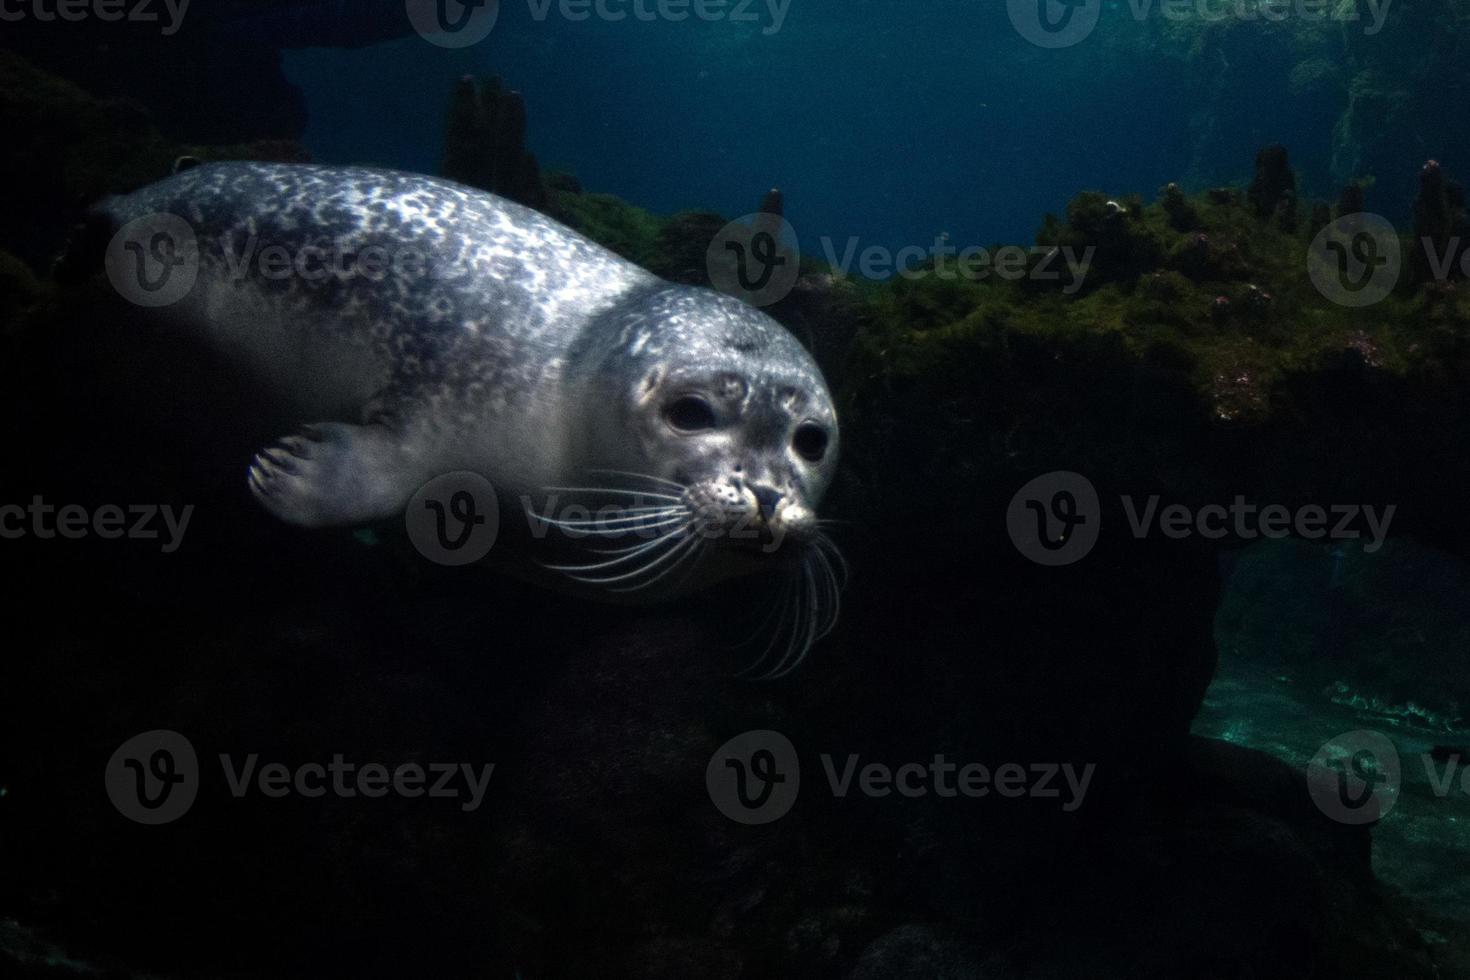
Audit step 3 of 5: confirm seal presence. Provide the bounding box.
[95,162,843,675]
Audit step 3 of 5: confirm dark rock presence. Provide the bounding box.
[1412,159,1469,285]
[0,52,310,270]
[1249,143,1299,231]
[1337,181,1366,217]
[1161,181,1199,232]
[849,924,1004,979]
[546,171,584,195]
[769,273,862,388]
[648,210,728,285]
[442,75,548,210]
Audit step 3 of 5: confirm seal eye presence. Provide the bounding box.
[665,395,717,433]
[793,423,829,463]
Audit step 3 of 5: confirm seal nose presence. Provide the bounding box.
[752,485,783,522]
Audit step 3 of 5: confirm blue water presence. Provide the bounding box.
[281,0,1335,257]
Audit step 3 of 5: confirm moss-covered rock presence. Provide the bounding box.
[0,52,309,272]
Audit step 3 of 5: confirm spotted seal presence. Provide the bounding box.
[95,162,843,675]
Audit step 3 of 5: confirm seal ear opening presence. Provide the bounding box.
[637,366,664,403]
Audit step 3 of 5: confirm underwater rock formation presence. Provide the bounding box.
[646,210,728,285]
[0,251,44,330]
[0,53,309,271]
[2,0,437,145]
[442,76,548,211]
[1411,159,1469,285]
[1336,182,1367,218]
[858,738,1436,978]
[1248,144,1299,232]
[1043,191,1159,287]
[1161,181,1199,232]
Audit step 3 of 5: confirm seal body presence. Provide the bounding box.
[98,163,841,615]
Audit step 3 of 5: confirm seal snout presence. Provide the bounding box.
[750,485,783,522]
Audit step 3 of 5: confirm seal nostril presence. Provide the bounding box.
[752,486,782,520]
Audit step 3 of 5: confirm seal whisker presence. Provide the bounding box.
[754,603,805,682]
[561,528,697,586]
[736,567,800,678]
[609,535,705,594]
[588,531,698,555]
[586,469,689,492]
[758,561,822,680]
[812,532,850,589]
[810,549,842,644]
[544,487,684,503]
[528,509,688,537]
[541,504,682,517]
[724,573,792,651]
[531,511,686,533]
[541,525,691,574]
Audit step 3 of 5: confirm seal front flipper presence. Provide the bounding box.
[248,422,422,528]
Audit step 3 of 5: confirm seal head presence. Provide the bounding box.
[571,284,836,549]
[525,283,846,678]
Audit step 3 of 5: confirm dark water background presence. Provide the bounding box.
[281,0,1447,255]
